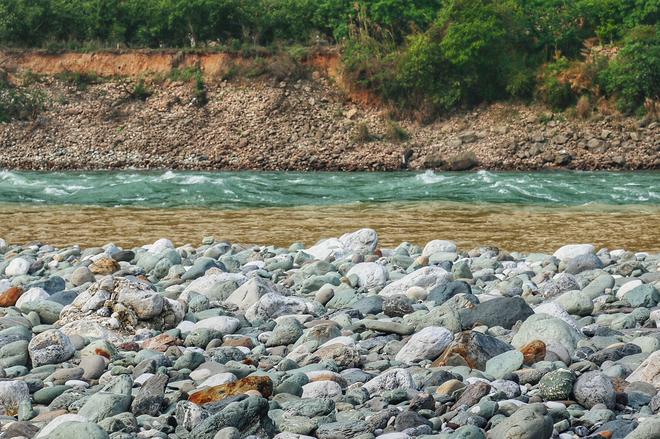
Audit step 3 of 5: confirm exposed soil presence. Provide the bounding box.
[1,50,658,171]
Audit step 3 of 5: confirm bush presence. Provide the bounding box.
[538,58,576,110]
[131,79,152,101]
[385,119,410,142]
[576,95,592,119]
[352,122,373,143]
[0,84,45,122]
[599,25,659,114]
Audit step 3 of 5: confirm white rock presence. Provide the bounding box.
[347,262,388,292]
[245,293,315,324]
[395,326,453,364]
[0,380,29,414]
[0,279,10,294]
[305,238,344,260]
[534,302,579,331]
[319,336,355,349]
[4,257,30,277]
[616,279,643,300]
[0,238,6,249]
[379,266,453,297]
[423,240,457,256]
[176,320,196,333]
[117,287,164,319]
[135,373,155,386]
[36,413,87,438]
[59,320,113,340]
[147,238,175,254]
[338,228,378,255]
[301,380,342,398]
[273,433,315,439]
[377,433,412,439]
[225,277,276,309]
[193,316,241,334]
[65,380,89,388]
[626,350,660,387]
[362,368,415,396]
[199,373,237,387]
[553,244,595,261]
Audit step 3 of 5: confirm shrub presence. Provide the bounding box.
[0,84,45,122]
[576,95,592,119]
[385,119,410,142]
[193,74,207,106]
[352,122,373,143]
[538,58,576,110]
[131,79,152,101]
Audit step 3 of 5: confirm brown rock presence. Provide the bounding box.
[142,333,181,352]
[305,343,360,368]
[223,335,255,349]
[432,331,514,370]
[0,287,22,307]
[188,375,273,405]
[451,381,491,410]
[520,340,546,365]
[436,379,465,396]
[90,257,120,275]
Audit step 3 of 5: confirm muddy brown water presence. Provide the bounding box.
[2,202,659,253]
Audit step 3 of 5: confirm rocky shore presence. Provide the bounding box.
[0,230,658,438]
[1,51,659,171]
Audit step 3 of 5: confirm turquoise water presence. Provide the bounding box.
[1,170,658,208]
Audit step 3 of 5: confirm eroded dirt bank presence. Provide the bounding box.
[1,50,658,171]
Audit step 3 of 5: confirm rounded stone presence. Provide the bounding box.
[28,329,75,367]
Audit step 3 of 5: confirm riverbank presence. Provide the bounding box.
[1,51,659,171]
[0,230,658,438]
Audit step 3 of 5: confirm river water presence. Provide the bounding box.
[1,170,658,251]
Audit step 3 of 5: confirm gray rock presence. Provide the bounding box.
[511,313,583,354]
[78,392,132,422]
[70,266,95,286]
[460,296,534,330]
[624,284,659,307]
[485,350,524,379]
[267,317,304,347]
[565,253,604,274]
[47,421,109,439]
[131,372,168,416]
[489,404,553,438]
[537,368,575,400]
[191,396,275,439]
[573,371,616,409]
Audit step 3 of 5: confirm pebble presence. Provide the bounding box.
[0,230,656,438]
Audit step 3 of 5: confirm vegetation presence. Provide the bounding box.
[0,71,45,122]
[0,0,657,117]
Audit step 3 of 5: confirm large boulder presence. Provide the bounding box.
[58,277,185,338]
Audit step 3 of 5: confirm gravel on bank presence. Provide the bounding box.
[0,230,659,439]
[0,75,658,171]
